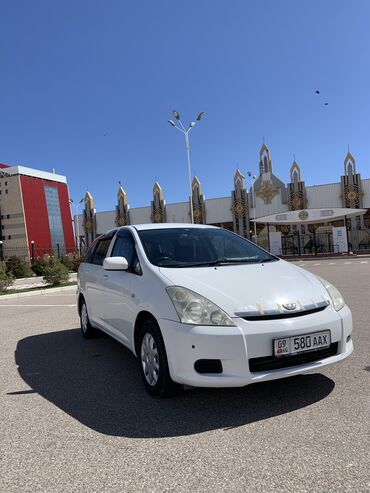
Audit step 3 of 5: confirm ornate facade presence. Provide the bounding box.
[79,144,370,252]
[192,176,206,224]
[151,181,166,223]
[115,186,130,227]
[82,191,97,247]
[232,170,249,236]
[288,161,307,211]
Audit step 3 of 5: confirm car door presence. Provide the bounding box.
[102,229,142,348]
[85,234,115,327]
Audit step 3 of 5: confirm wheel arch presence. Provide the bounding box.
[77,293,85,316]
[134,311,159,357]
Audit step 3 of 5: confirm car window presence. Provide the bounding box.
[91,238,112,266]
[82,240,98,264]
[111,230,141,274]
[138,228,277,267]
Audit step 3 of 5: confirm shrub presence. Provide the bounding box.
[6,256,33,279]
[0,262,14,293]
[31,257,50,276]
[60,255,74,271]
[72,255,83,272]
[43,259,70,286]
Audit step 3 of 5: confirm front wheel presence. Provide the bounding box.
[138,319,181,397]
[80,299,97,339]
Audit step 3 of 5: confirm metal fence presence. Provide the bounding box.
[281,232,339,256]
[0,244,78,262]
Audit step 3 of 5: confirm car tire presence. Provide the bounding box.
[138,318,181,397]
[80,299,97,339]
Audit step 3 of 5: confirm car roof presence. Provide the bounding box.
[130,223,217,231]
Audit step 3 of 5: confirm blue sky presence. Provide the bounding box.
[0,0,369,211]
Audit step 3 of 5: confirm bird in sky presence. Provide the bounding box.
[315,90,320,94]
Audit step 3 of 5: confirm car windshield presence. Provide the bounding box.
[137,227,278,268]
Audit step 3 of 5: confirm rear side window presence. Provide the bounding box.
[91,238,112,266]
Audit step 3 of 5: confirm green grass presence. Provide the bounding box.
[0,281,77,296]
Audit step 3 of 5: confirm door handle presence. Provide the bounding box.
[103,274,108,280]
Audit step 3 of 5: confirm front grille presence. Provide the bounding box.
[249,342,338,373]
[242,305,327,321]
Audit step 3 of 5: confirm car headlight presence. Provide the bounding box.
[317,277,345,311]
[166,286,236,326]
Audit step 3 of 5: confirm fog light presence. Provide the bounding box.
[194,359,223,374]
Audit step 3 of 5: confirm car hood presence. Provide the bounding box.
[159,260,330,317]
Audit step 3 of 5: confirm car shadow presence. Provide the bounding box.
[14,328,335,438]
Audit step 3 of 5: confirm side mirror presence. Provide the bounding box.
[103,256,128,271]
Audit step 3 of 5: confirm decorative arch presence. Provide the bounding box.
[288,160,306,210]
[192,176,206,224]
[115,186,130,226]
[259,144,272,174]
[232,169,249,236]
[341,151,362,208]
[151,181,166,223]
[83,191,97,246]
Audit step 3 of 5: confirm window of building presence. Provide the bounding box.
[8,235,11,240]
[44,186,65,254]
[6,214,9,219]
[5,189,8,194]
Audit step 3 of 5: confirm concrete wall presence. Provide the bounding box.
[205,197,233,223]
[129,206,152,225]
[166,202,189,223]
[362,179,370,208]
[306,183,342,208]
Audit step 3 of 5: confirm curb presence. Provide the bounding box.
[0,284,77,301]
[285,254,370,262]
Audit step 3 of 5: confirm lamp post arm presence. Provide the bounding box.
[178,119,187,132]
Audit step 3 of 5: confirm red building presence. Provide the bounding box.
[0,163,75,259]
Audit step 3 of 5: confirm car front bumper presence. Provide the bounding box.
[159,304,353,387]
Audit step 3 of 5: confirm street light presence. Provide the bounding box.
[247,171,257,240]
[70,198,84,255]
[168,109,205,223]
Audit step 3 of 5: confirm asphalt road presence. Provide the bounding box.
[1,258,369,492]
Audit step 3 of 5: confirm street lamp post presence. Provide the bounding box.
[247,171,257,240]
[0,240,3,262]
[70,198,84,255]
[30,240,35,264]
[168,110,205,224]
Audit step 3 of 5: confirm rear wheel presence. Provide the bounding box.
[80,299,97,339]
[137,318,181,397]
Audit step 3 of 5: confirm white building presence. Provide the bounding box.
[75,145,370,255]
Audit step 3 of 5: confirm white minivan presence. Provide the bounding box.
[77,224,353,397]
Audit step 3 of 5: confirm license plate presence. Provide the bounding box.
[274,330,331,357]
